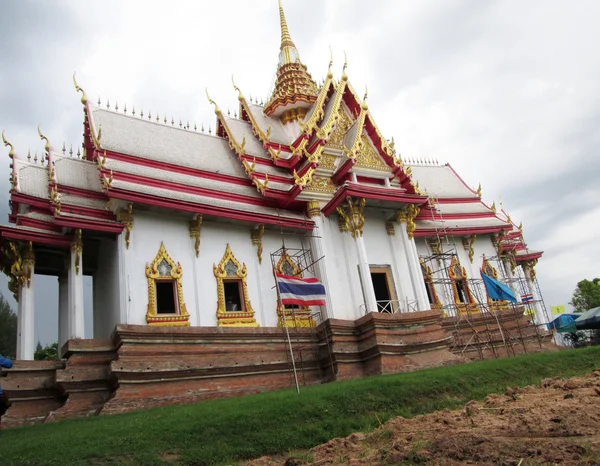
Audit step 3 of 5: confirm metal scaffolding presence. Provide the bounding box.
[270,241,333,392]
[420,244,553,359]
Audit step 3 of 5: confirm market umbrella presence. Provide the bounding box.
[573,307,600,330]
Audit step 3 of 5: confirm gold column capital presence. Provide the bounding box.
[306,200,321,218]
[336,197,366,239]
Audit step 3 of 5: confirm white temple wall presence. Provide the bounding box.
[320,215,362,320]
[124,211,198,326]
[93,237,122,338]
[362,211,411,305]
[197,222,307,327]
[472,235,498,272]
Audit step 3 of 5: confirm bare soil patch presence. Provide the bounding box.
[248,370,600,465]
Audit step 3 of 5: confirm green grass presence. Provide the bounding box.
[2,346,600,466]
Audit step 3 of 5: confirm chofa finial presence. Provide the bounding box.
[2,130,15,159]
[205,88,221,115]
[37,126,51,154]
[232,75,244,101]
[72,72,88,105]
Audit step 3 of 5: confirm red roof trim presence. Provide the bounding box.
[17,217,62,233]
[322,183,427,216]
[414,226,510,237]
[53,216,124,234]
[97,149,253,187]
[0,225,71,248]
[56,185,107,201]
[107,188,314,230]
[103,170,280,209]
[516,251,544,262]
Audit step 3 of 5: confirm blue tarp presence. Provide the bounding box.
[481,273,518,303]
[547,313,580,333]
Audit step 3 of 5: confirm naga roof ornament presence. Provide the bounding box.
[263,0,318,119]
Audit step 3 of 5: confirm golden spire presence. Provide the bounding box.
[278,0,296,60]
[264,1,318,118]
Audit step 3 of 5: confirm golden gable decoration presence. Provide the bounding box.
[355,134,389,171]
[325,107,352,150]
[213,243,259,327]
[145,242,190,326]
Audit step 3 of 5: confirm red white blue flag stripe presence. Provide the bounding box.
[275,273,326,306]
[521,293,534,303]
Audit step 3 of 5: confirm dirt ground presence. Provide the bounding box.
[248,371,600,465]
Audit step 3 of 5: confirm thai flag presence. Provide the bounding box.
[275,274,327,306]
[521,293,534,303]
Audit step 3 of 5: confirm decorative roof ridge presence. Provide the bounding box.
[207,89,270,196]
[299,56,335,136]
[232,77,288,163]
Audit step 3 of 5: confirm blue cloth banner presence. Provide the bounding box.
[481,273,518,303]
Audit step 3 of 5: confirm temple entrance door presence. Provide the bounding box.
[370,266,397,313]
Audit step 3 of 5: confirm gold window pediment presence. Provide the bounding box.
[276,250,315,328]
[145,242,190,326]
[448,255,478,314]
[420,257,443,312]
[213,243,259,327]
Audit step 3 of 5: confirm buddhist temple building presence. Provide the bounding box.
[0,0,548,373]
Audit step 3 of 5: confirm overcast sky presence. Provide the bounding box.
[1,0,599,345]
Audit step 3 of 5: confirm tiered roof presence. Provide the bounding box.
[0,0,542,264]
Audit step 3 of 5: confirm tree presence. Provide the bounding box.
[569,278,600,313]
[0,293,17,358]
[34,342,59,361]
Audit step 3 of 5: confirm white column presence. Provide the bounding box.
[308,205,334,320]
[386,222,409,311]
[58,274,69,350]
[68,232,85,339]
[16,249,35,360]
[397,221,429,311]
[355,234,378,313]
[502,258,519,297]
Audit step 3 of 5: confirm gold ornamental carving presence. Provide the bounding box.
[355,134,389,171]
[293,167,316,188]
[213,244,259,327]
[251,224,265,264]
[306,200,321,218]
[189,214,202,257]
[448,255,478,314]
[275,250,315,328]
[325,107,352,150]
[71,229,83,275]
[396,205,420,240]
[420,257,442,312]
[462,235,476,263]
[385,221,395,236]
[145,242,190,326]
[319,153,338,170]
[305,175,336,194]
[336,197,366,239]
[117,203,133,249]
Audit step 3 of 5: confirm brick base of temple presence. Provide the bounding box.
[0,310,558,429]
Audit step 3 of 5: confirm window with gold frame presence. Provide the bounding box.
[448,255,478,314]
[275,250,315,328]
[145,242,190,326]
[419,257,443,312]
[480,254,509,312]
[213,243,259,327]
